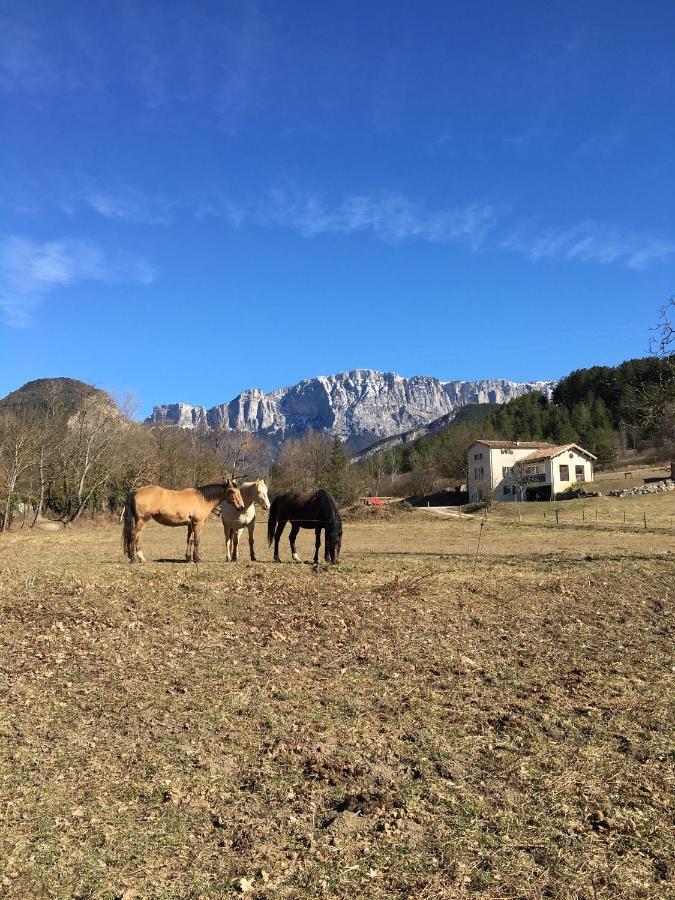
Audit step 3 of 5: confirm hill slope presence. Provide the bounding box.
[0,378,111,415]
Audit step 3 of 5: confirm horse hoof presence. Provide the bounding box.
[274,556,281,563]
[292,554,301,563]
[250,556,256,562]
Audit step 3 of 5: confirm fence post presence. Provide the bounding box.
[644,512,647,530]
[623,509,626,524]
[555,509,559,526]
[473,520,485,575]
[582,509,585,524]
[595,509,598,525]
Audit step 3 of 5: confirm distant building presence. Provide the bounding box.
[467,440,596,502]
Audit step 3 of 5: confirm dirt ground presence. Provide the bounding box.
[0,509,673,899]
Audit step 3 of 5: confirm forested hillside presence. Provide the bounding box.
[359,353,674,492]
[487,356,671,462]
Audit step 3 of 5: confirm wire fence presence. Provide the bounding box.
[465,502,675,532]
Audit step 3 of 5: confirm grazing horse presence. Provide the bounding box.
[122,481,244,563]
[267,489,342,564]
[221,479,271,562]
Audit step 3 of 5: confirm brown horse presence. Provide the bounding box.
[122,481,244,563]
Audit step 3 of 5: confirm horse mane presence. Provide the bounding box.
[196,482,229,502]
[316,488,342,534]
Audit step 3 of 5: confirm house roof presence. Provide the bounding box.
[474,440,555,450]
[519,443,597,463]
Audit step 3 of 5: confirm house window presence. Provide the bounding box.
[474,452,483,460]
[575,465,584,481]
[503,485,511,495]
[559,464,569,481]
[501,448,513,455]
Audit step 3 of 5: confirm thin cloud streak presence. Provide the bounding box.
[0,236,155,327]
[83,189,174,225]
[7,175,674,274]
[503,222,675,269]
[260,188,500,249]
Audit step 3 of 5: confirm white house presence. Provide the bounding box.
[467,440,596,502]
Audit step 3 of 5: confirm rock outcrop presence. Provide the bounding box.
[147,370,555,451]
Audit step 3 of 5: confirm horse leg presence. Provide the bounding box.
[222,522,231,562]
[314,527,321,564]
[274,521,286,562]
[248,518,256,561]
[134,519,147,563]
[323,525,334,563]
[186,522,194,561]
[232,528,239,562]
[192,520,205,564]
[289,523,301,562]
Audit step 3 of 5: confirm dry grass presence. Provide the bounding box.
[0,510,673,899]
[477,490,674,532]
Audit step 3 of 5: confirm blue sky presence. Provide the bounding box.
[1,1,673,416]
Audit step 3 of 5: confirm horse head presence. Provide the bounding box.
[225,480,245,510]
[326,512,342,564]
[256,479,271,510]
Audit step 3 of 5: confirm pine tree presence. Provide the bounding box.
[324,435,350,501]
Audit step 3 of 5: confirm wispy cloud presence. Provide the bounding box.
[82,188,173,225]
[260,187,500,249]
[0,236,155,326]
[503,222,675,270]
[6,172,674,275]
[76,181,672,273]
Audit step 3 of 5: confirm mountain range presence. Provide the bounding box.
[147,370,555,452]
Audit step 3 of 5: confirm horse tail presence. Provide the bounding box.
[121,491,137,560]
[267,496,279,546]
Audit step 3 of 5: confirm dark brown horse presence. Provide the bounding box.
[267,489,342,564]
[122,480,244,563]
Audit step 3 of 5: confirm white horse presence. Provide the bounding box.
[221,479,271,561]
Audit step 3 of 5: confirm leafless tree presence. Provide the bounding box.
[61,388,127,522]
[642,299,674,458]
[29,381,68,526]
[0,410,38,531]
[269,430,334,494]
[501,460,540,518]
[207,426,267,480]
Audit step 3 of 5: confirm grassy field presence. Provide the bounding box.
[0,504,673,899]
[448,467,674,531]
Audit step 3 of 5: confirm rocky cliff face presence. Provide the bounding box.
[147,370,555,451]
